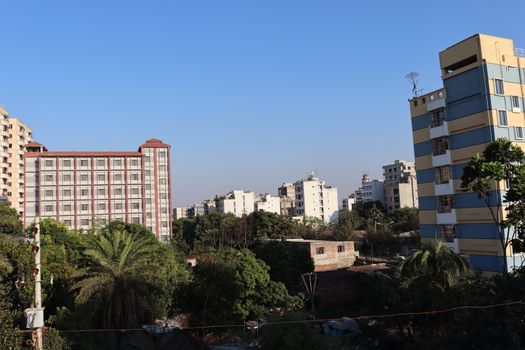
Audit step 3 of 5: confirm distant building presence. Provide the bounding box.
[278,182,296,216]
[24,138,173,242]
[382,160,419,213]
[0,106,33,216]
[217,190,255,217]
[359,174,384,205]
[187,203,205,217]
[203,199,217,215]
[254,193,280,214]
[342,195,356,211]
[294,173,338,223]
[174,207,188,220]
[283,239,358,272]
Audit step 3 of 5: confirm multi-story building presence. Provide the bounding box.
[174,207,188,220]
[359,174,385,206]
[278,182,296,216]
[382,160,419,213]
[187,203,205,217]
[342,195,356,211]
[409,33,525,273]
[217,190,255,217]
[254,193,280,214]
[203,199,217,215]
[294,173,338,223]
[0,106,33,215]
[24,138,172,242]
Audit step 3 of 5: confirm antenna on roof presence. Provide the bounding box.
[405,72,424,97]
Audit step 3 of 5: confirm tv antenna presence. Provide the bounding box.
[405,72,423,97]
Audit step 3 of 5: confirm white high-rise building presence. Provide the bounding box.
[294,173,338,223]
[382,160,419,213]
[342,195,356,211]
[218,190,255,217]
[358,174,385,206]
[255,194,280,214]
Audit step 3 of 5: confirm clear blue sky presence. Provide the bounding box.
[1,1,524,206]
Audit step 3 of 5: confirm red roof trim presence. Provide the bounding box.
[25,151,142,157]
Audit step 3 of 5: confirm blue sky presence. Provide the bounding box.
[1,1,525,206]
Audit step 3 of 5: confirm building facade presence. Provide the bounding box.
[278,182,296,216]
[282,239,358,272]
[174,207,188,220]
[409,34,525,272]
[254,193,281,214]
[217,190,255,217]
[294,173,338,223]
[382,160,419,213]
[1,106,33,216]
[359,174,385,205]
[24,139,172,242]
[342,195,356,211]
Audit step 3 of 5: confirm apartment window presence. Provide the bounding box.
[146,198,152,205]
[437,195,454,213]
[337,245,345,253]
[494,79,504,95]
[131,202,140,210]
[161,207,168,213]
[131,187,140,195]
[113,159,122,167]
[45,189,53,197]
[98,203,106,211]
[64,220,72,226]
[97,188,106,196]
[159,165,166,172]
[64,204,71,211]
[63,189,72,197]
[45,175,54,182]
[430,108,446,128]
[131,173,139,181]
[516,127,524,140]
[81,204,89,211]
[45,205,53,212]
[114,188,123,196]
[431,136,449,156]
[81,219,89,226]
[145,170,151,176]
[512,96,520,109]
[132,217,140,224]
[63,160,71,167]
[498,110,508,126]
[413,100,418,107]
[161,193,167,199]
[439,225,456,242]
[146,212,152,218]
[114,202,123,210]
[80,174,88,182]
[81,189,89,197]
[62,174,72,182]
[435,166,452,184]
[130,159,139,167]
[159,179,166,185]
[97,174,105,182]
[80,159,88,167]
[145,184,151,191]
[97,159,105,167]
[45,159,54,167]
[315,247,325,255]
[161,221,168,227]
[113,173,122,182]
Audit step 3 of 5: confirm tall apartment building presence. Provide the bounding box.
[0,106,33,215]
[409,34,525,273]
[255,194,280,214]
[294,173,338,223]
[342,195,356,211]
[24,139,172,242]
[187,203,205,217]
[356,174,385,206]
[278,182,295,216]
[217,190,255,217]
[382,160,419,213]
[174,207,188,220]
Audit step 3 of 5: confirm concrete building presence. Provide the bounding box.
[294,173,338,223]
[24,138,172,242]
[187,203,205,217]
[174,207,188,220]
[359,174,385,205]
[0,106,33,216]
[283,239,358,272]
[203,199,216,215]
[278,182,296,216]
[342,195,356,211]
[254,193,280,214]
[409,34,525,273]
[217,190,255,217]
[382,160,419,213]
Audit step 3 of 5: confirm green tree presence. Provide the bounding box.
[183,248,301,327]
[252,240,314,292]
[389,207,420,234]
[398,240,471,290]
[330,210,364,240]
[461,138,525,272]
[0,202,23,236]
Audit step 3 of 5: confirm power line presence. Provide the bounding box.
[14,300,525,334]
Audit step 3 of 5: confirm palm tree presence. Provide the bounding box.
[70,229,160,328]
[397,240,471,290]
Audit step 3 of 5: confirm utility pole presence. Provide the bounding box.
[25,219,44,350]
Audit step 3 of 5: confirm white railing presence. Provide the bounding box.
[515,48,525,58]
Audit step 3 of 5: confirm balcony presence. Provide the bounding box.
[429,121,449,139]
[427,97,446,111]
[432,150,452,167]
[434,180,454,196]
[436,209,457,224]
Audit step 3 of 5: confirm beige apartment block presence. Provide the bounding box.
[294,173,339,223]
[23,139,172,242]
[278,182,295,216]
[382,160,419,213]
[0,106,33,215]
